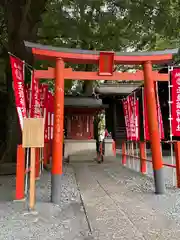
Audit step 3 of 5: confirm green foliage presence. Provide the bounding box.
[1,0,180,92]
[36,0,180,92]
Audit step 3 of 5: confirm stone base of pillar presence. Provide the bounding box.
[51,174,62,205]
[153,168,165,194]
[104,139,114,157]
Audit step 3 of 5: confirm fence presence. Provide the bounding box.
[15,140,52,200]
[120,140,180,188]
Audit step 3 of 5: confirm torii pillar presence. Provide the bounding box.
[144,61,165,194]
[51,58,64,204]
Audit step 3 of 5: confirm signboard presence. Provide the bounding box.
[22,118,44,148]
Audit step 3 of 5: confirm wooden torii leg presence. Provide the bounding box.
[51,58,64,204]
[143,61,165,194]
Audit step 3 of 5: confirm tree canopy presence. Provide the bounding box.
[0,0,180,161]
[35,0,180,93]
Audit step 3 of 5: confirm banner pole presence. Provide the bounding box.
[25,70,33,196]
[133,91,138,171]
[127,96,132,168]
[131,93,135,170]
[142,87,148,174]
[8,52,33,70]
[135,94,139,172]
[168,66,175,186]
[29,147,36,210]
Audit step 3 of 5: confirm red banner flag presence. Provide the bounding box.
[47,92,54,141]
[122,99,131,140]
[123,96,139,141]
[171,68,180,136]
[143,91,150,140]
[136,99,140,141]
[10,55,27,130]
[128,95,139,141]
[30,72,41,118]
[48,92,54,113]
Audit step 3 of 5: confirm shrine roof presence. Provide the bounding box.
[24,41,179,64]
[64,96,108,108]
[95,82,142,95]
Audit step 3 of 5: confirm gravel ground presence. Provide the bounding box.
[1,159,180,239]
[116,149,177,187]
[0,165,90,240]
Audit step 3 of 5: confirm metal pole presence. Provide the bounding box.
[25,148,30,195]
[41,147,44,172]
[168,66,175,186]
[142,87,148,174]
[127,96,132,168]
[51,58,64,204]
[143,61,165,194]
[132,93,135,170]
[133,91,138,171]
[29,147,36,210]
[25,70,33,196]
[135,94,139,172]
[39,148,42,176]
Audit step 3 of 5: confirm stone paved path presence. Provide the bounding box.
[1,161,180,239]
[73,161,180,240]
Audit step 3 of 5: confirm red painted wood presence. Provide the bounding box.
[99,52,114,76]
[32,48,173,65]
[16,145,25,200]
[35,68,169,81]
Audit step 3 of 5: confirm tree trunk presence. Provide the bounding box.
[3,59,21,162]
[82,64,94,96]
[1,0,48,163]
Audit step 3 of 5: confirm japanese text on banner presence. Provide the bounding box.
[30,72,41,118]
[10,55,27,130]
[122,99,130,140]
[122,96,139,141]
[171,69,180,136]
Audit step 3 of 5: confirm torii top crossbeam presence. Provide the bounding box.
[25,41,179,65]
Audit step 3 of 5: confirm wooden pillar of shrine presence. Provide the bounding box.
[51,58,64,204]
[143,61,165,194]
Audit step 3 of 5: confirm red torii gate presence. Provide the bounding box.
[25,41,178,204]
